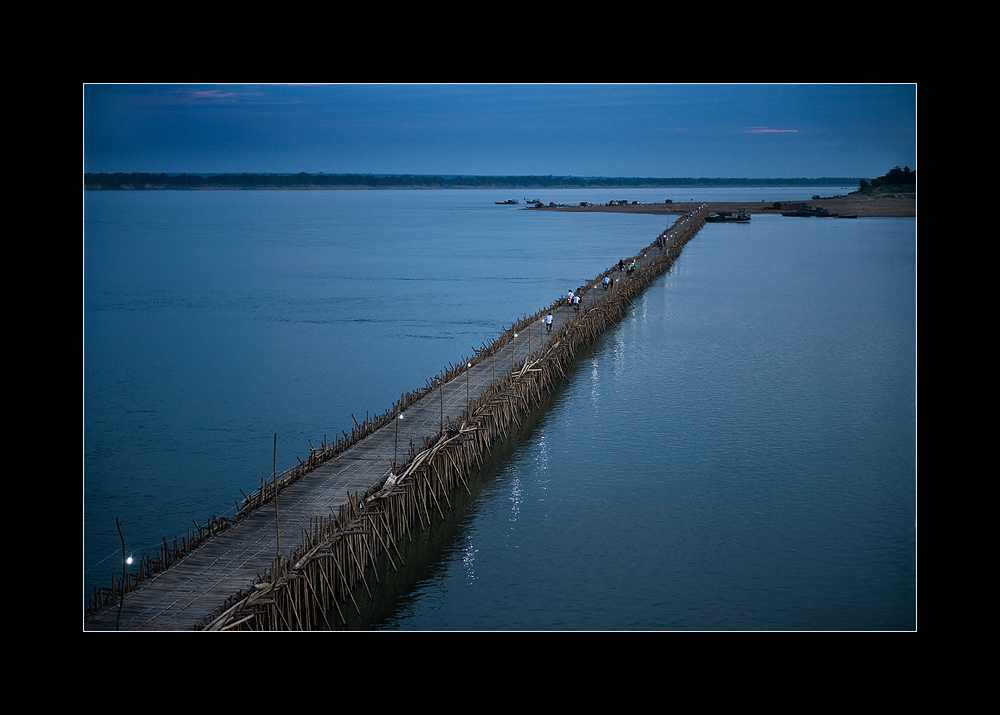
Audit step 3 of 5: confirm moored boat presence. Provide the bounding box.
[706,209,751,223]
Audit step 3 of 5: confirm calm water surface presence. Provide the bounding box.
[84,187,915,629]
[364,213,916,630]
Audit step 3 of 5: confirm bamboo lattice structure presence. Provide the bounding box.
[85,207,708,629]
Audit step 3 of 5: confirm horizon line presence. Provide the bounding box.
[84,171,865,181]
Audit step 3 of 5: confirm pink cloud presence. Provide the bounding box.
[188,90,238,99]
[157,88,246,105]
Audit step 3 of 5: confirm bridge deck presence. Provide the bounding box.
[84,210,703,630]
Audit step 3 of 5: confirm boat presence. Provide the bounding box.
[525,198,542,204]
[706,209,751,223]
[495,199,519,205]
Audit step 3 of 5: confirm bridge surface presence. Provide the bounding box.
[84,209,704,630]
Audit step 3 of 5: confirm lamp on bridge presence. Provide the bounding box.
[394,411,404,474]
[466,362,472,421]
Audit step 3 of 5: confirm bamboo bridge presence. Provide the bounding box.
[84,205,709,631]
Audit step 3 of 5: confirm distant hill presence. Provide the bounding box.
[83,172,862,190]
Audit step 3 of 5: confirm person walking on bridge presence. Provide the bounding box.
[546,312,553,332]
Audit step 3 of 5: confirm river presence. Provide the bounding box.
[83,186,915,629]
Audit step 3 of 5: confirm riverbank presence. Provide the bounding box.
[531,193,915,218]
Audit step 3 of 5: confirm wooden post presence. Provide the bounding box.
[116,517,125,631]
[274,433,280,560]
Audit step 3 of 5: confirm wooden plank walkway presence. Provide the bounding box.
[84,207,706,631]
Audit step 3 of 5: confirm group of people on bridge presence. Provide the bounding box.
[617,258,636,275]
[550,229,679,334]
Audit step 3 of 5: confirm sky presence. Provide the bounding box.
[83,83,916,179]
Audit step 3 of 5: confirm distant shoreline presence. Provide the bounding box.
[532,194,915,218]
[82,185,864,192]
[82,172,863,192]
[82,173,913,217]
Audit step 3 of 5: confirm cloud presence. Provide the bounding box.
[187,89,239,100]
[166,88,244,104]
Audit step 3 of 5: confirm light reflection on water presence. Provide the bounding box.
[462,536,478,583]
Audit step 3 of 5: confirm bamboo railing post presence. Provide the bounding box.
[274,433,280,560]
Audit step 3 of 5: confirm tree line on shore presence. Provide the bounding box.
[84,172,864,191]
[859,166,915,193]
